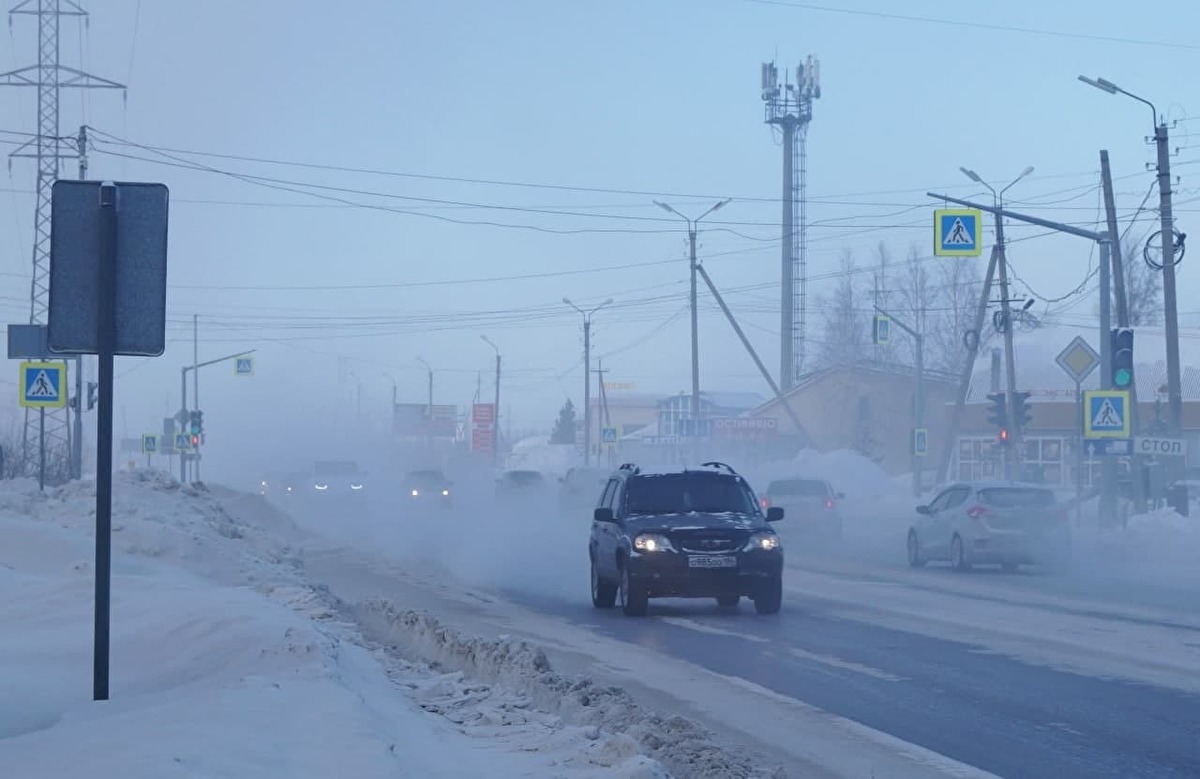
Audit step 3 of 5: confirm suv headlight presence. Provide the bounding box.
[634,533,675,553]
[745,532,780,552]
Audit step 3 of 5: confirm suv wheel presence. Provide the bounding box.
[907,530,926,568]
[590,556,617,608]
[619,565,648,617]
[754,577,782,615]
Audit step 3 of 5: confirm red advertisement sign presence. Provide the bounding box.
[472,403,496,425]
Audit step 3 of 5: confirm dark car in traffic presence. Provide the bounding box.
[588,461,784,617]
[403,468,453,510]
[311,460,367,496]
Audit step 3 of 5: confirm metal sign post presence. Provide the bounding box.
[48,180,169,702]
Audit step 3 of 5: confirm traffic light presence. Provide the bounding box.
[1012,391,1032,432]
[1111,327,1134,389]
[190,434,200,448]
[997,426,1010,445]
[986,392,1008,429]
[188,410,204,440]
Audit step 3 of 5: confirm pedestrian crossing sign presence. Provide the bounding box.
[1083,390,1130,439]
[142,434,158,455]
[934,208,983,257]
[19,361,66,409]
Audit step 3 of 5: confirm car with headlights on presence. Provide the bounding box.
[310,460,367,496]
[403,469,453,510]
[588,461,784,617]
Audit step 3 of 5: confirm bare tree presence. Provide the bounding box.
[1095,235,1163,325]
[816,249,870,368]
[892,245,937,368]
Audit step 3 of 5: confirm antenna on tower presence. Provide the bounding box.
[1,0,125,481]
[760,54,820,390]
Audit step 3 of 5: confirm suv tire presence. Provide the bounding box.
[619,565,648,617]
[590,556,617,608]
[754,577,782,615]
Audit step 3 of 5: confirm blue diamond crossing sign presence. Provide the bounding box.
[19,361,66,408]
[601,426,618,445]
[175,433,193,452]
[234,357,254,376]
[142,434,158,455]
[934,208,983,257]
[1083,390,1131,439]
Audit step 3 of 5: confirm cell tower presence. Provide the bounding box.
[761,56,820,390]
[1,0,124,477]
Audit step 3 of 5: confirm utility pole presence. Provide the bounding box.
[937,245,998,486]
[481,335,501,468]
[595,361,613,466]
[873,305,924,496]
[193,314,200,481]
[1079,76,1183,443]
[960,166,1035,480]
[654,199,730,431]
[564,297,613,465]
[760,57,821,389]
[72,124,88,480]
[418,357,434,452]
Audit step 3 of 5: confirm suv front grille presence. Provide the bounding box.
[672,532,742,553]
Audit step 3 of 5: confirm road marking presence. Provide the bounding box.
[660,617,769,642]
[789,647,908,682]
[716,674,1002,779]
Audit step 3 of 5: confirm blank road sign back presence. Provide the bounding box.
[48,181,170,356]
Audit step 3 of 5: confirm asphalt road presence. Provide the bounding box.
[497,557,1200,779]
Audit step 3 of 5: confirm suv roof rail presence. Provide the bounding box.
[700,461,738,475]
[617,462,641,474]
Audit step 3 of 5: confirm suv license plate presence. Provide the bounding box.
[688,555,737,569]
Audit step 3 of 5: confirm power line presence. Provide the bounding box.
[739,0,1200,51]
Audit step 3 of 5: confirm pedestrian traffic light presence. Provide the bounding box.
[1111,327,1134,389]
[1012,391,1032,431]
[986,392,1008,429]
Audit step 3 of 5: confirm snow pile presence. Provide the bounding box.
[1114,507,1200,560]
[506,436,580,475]
[0,473,689,778]
[355,601,786,779]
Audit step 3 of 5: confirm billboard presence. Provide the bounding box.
[711,417,778,439]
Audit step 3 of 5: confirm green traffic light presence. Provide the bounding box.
[1114,368,1132,387]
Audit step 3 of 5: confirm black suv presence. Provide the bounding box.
[588,462,785,617]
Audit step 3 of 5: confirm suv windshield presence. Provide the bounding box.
[977,487,1056,509]
[504,471,543,485]
[406,470,446,485]
[624,474,757,515]
[768,479,828,497]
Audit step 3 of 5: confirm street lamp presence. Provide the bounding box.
[1079,74,1183,441]
[652,198,732,424]
[958,166,1033,479]
[563,297,614,465]
[480,335,501,467]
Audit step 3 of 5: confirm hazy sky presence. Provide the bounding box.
[2,0,1199,481]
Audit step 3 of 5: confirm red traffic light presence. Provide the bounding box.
[190,434,200,447]
[998,427,1010,443]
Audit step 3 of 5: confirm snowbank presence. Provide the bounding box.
[506,436,580,475]
[0,472,674,778]
[355,602,784,779]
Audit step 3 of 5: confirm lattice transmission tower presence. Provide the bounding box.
[0,0,123,478]
[760,56,820,390]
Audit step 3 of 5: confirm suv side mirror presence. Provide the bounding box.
[766,506,784,522]
[916,504,931,515]
[593,507,616,523]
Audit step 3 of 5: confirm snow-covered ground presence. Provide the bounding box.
[0,473,671,778]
